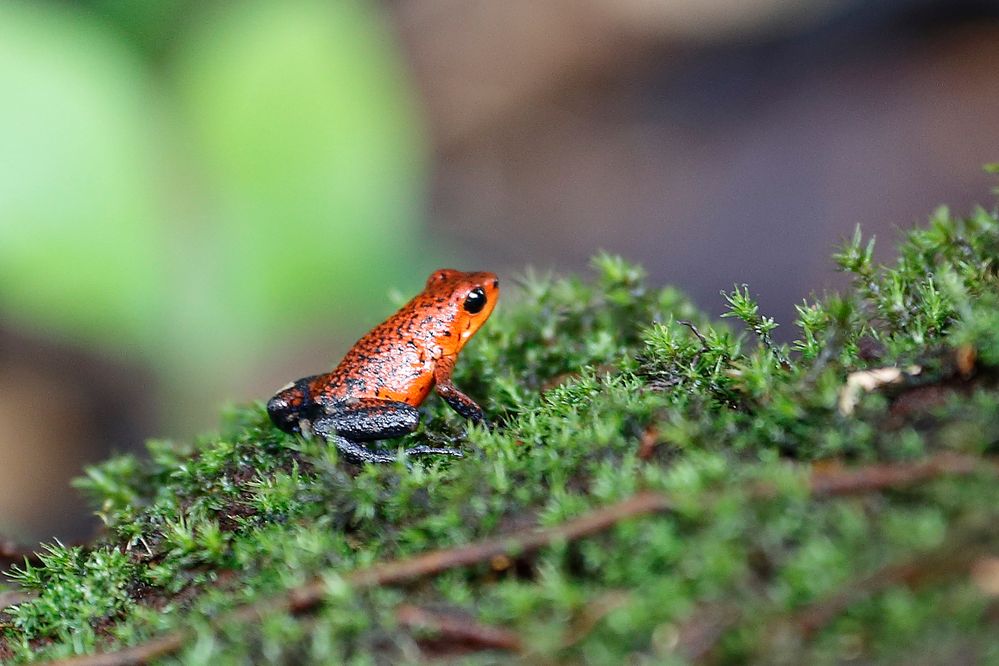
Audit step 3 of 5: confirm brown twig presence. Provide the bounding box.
[673,603,743,663]
[675,452,996,663]
[677,320,709,348]
[347,491,673,589]
[791,542,987,638]
[40,452,999,666]
[807,452,992,497]
[686,532,994,665]
[46,492,673,666]
[673,454,998,664]
[395,604,522,653]
[559,590,631,650]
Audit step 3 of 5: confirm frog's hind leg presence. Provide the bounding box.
[316,432,465,464]
[320,399,421,441]
[325,435,404,464]
[313,399,463,464]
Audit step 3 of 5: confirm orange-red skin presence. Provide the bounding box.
[309,269,499,409]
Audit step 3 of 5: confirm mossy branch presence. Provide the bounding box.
[42,452,997,666]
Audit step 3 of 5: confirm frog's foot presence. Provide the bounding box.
[472,417,493,432]
[330,436,462,465]
[330,436,400,464]
[418,428,460,448]
[405,444,464,458]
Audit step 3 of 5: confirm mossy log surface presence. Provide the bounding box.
[3,204,999,664]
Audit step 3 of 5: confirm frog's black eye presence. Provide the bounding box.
[463,287,487,314]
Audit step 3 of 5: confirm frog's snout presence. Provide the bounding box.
[267,378,313,434]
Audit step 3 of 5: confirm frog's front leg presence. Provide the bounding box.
[313,398,463,464]
[433,356,487,425]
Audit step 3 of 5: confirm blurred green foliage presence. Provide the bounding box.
[0,1,168,348]
[0,0,430,406]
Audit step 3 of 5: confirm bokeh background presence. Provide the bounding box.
[2,0,998,541]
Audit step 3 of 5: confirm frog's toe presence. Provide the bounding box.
[406,445,464,458]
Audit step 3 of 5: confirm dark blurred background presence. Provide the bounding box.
[1,0,998,541]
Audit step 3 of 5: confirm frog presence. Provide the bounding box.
[267,269,499,464]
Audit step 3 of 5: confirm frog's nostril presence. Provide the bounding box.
[492,279,498,289]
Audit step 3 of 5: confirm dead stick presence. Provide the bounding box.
[687,538,990,665]
[674,603,743,663]
[792,543,986,637]
[41,453,999,666]
[808,452,990,497]
[46,492,673,666]
[395,604,522,652]
[559,590,631,650]
[349,492,671,587]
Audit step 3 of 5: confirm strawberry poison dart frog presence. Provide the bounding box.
[267,269,499,463]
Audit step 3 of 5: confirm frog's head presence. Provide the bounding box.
[425,268,499,347]
[266,377,313,435]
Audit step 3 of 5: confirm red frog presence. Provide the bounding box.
[267,269,499,463]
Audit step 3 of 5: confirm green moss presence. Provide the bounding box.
[3,206,999,663]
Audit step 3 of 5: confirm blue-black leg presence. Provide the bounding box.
[313,398,463,464]
[324,434,403,464]
[433,359,488,425]
[320,399,420,441]
[320,433,464,464]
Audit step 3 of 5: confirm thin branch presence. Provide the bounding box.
[348,491,673,589]
[673,603,743,663]
[559,590,631,650]
[395,604,522,653]
[40,452,999,666]
[675,454,998,664]
[790,542,987,638]
[46,492,673,666]
[677,320,709,347]
[807,452,991,497]
[677,319,711,377]
[687,530,994,664]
